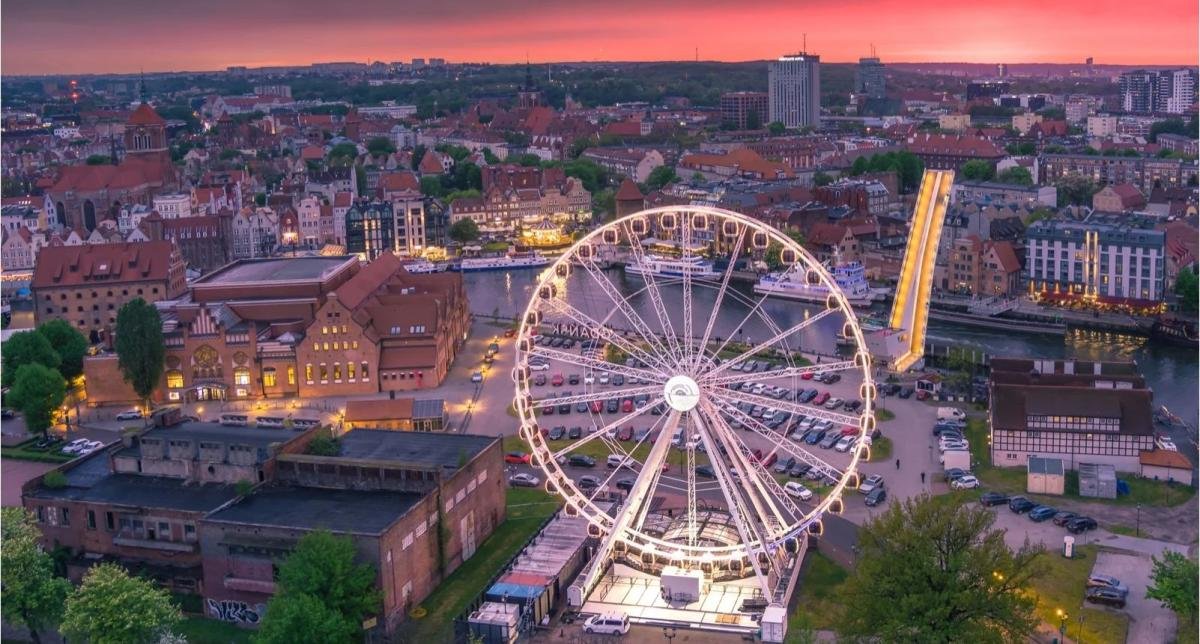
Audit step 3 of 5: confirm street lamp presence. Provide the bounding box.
[1056,608,1068,641]
[662,627,676,643]
[1136,503,1141,537]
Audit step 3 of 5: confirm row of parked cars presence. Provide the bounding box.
[976,492,1100,534]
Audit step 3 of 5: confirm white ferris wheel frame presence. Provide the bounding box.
[511,205,876,567]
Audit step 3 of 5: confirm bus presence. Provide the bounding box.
[219,413,249,427]
[255,416,286,428]
[291,417,321,429]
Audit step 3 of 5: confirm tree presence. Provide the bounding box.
[745,109,762,131]
[419,175,444,198]
[995,166,1033,186]
[114,299,165,409]
[365,137,395,156]
[448,218,480,243]
[513,153,542,167]
[326,143,358,166]
[255,531,380,644]
[409,144,426,171]
[1145,551,1198,627]
[1005,141,1036,156]
[1,330,61,388]
[592,187,616,220]
[1055,174,1098,207]
[645,165,679,191]
[37,320,88,380]
[9,364,67,437]
[767,121,786,135]
[1175,266,1199,313]
[1,508,71,644]
[812,171,834,187]
[960,159,995,182]
[481,147,501,164]
[1149,118,1195,143]
[60,563,181,644]
[85,155,111,165]
[837,494,1042,643]
[764,241,784,270]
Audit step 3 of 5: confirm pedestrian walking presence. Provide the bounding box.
[920,471,926,484]
[895,458,900,470]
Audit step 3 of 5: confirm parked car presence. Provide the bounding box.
[61,438,91,455]
[509,473,540,488]
[611,375,625,386]
[568,454,596,468]
[599,373,611,385]
[568,426,583,439]
[568,374,581,385]
[1086,574,1128,594]
[607,454,631,469]
[528,360,550,372]
[615,478,635,492]
[775,457,797,474]
[858,474,885,494]
[898,387,914,399]
[1051,511,1079,526]
[79,440,104,454]
[1085,587,1127,608]
[606,398,620,413]
[979,491,1010,506]
[864,487,887,507]
[812,392,830,405]
[575,401,589,413]
[557,398,572,414]
[583,613,630,635]
[1067,517,1099,534]
[843,400,863,413]
[943,468,971,482]
[1008,496,1036,513]
[621,398,634,413]
[551,373,565,386]
[1028,506,1057,522]
[589,400,603,413]
[584,373,596,385]
[577,475,601,491]
[548,426,567,440]
[804,429,826,445]
[116,409,143,421]
[534,374,547,386]
[789,463,811,478]
[834,435,857,452]
[616,426,634,441]
[950,475,980,490]
[784,482,814,501]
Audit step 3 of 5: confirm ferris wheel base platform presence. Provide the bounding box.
[579,563,796,639]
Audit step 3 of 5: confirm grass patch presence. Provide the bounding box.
[874,407,895,422]
[1107,523,1138,537]
[176,617,253,644]
[788,550,849,633]
[404,488,561,642]
[869,437,893,462]
[1028,545,1128,644]
[482,241,510,252]
[1,438,74,463]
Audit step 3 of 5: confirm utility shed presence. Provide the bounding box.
[1078,462,1118,499]
[1027,456,1065,495]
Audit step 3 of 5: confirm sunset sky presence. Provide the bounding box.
[2,0,1196,75]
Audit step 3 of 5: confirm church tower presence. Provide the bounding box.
[517,62,542,109]
[124,103,168,157]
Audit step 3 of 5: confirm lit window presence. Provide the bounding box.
[323,342,330,351]
[352,340,358,349]
[305,363,313,382]
[166,370,184,388]
[168,392,180,401]
[321,326,328,335]
[341,325,348,333]
[348,362,356,380]
[287,366,296,385]
[319,363,328,381]
[361,362,369,380]
[234,368,250,386]
[263,368,277,387]
[333,363,342,380]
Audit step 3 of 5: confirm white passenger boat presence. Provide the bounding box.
[624,254,719,280]
[754,261,882,307]
[455,251,551,272]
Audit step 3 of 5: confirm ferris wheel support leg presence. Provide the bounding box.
[567,410,681,608]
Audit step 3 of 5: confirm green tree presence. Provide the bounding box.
[85,155,111,165]
[767,121,786,135]
[218,148,240,161]
[745,109,762,131]
[409,144,426,171]
[327,143,358,166]
[448,218,480,243]
[645,165,679,191]
[592,187,616,220]
[481,147,501,164]
[1,508,72,643]
[837,494,1042,643]
[37,319,88,380]
[419,175,444,198]
[1055,174,1098,207]
[1149,118,1195,142]
[513,153,542,167]
[60,563,181,644]
[995,166,1033,186]
[850,156,870,175]
[812,171,834,187]
[254,192,268,207]
[1005,141,1037,156]
[9,364,67,437]
[114,299,165,409]
[764,241,784,270]
[1,330,61,388]
[365,137,395,156]
[451,161,483,191]
[1145,551,1198,628]
[960,159,996,182]
[1175,266,1199,313]
[255,531,380,644]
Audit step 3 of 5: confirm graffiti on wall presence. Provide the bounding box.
[207,598,265,624]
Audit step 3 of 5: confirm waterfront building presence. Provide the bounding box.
[448,165,589,228]
[989,358,1156,473]
[346,199,395,260]
[768,53,820,129]
[1026,216,1165,307]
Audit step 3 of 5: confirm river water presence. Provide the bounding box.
[463,268,1198,428]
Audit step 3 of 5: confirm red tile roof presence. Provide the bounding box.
[906,134,1004,159]
[1139,449,1191,469]
[378,171,420,193]
[986,240,1021,273]
[31,241,178,289]
[128,103,166,126]
[615,178,645,201]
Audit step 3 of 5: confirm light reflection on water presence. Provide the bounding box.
[464,268,1198,428]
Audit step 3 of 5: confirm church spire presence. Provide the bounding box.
[139,68,147,103]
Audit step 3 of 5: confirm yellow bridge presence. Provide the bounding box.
[886,169,954,372]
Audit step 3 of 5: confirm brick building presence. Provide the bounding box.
[719,91,769,130]
[1040,154,1199,193]
[32,241,187,339]
[905,133,1005,171]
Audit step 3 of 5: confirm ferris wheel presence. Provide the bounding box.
[510,206,876,605]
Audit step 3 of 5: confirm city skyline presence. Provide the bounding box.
[2,0,1197,75]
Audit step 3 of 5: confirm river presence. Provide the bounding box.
[462,268,1199,429]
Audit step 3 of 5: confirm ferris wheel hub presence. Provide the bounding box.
[663,375,702,412]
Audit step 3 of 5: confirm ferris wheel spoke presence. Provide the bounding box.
[717,401,845,483]
[681,212,697,366]
[543,298,673,372]
[694,224,747,372]
[714,387,862,428]
[528,346,664,383]
[527,385,661,409]
[684,413,699,547]
[705,308,838,380]
[701,360,857,388]
[697,401,803,523]
[622,221,685,363]
[548,396,664,461]
[577,254,677,365]
[585,411,671,502]
[699,402,789,533]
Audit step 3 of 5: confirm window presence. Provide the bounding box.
[305,363,314,382]
[323,342,330,351]
[234,368,250,386]
[322,326,328,335]
[333,363,342,380]
[61,508,70,526]
[166,370,184,388]
[105,512,115,531]
[352,340,358,349]
[348,362,356,380]
[263,368,277,387]
[35,506,45,523]
[341,325,348,333]
[87,510,96,530]
[287,366,296,385]
[362,362,369,380]
[319,363,328,381]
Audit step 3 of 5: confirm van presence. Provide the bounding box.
[671,427,685,446]
[784,481,813,501]
[583,613,630,635]
[937,407,965,421]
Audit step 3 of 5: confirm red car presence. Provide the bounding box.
[812,392,830,405]
[621,398,634,413]
[749,448,764,462]
[841,426,858,436]
[541,401,555,415]
[761,452,778,468]
[504,328,516,338]
[504,451,530,464]
[617,426,634,441]
[916,390,931,401]
[551,373,564,387]
[801,372,814,380]
[590,400,603,413]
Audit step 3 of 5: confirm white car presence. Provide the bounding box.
[584,373,596,385]
[527,361,550,372]
[115,409,143,421]
[950,475,980,490]
[834,435,857,452]
[471,371,483,383]
[824,397,844,410]
[583,613,630,635]
[784,481,814,501]
[598,373,611,385]
[509,473,540,488]
[1157,436,1178,451]
[939,440,968,452]
[79,440,105,455]
[61,438,91,455]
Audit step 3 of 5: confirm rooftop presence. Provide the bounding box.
[205,486,421,534]
[29,473,240,512]
[337,429,496,470]
[193,256,357,286]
